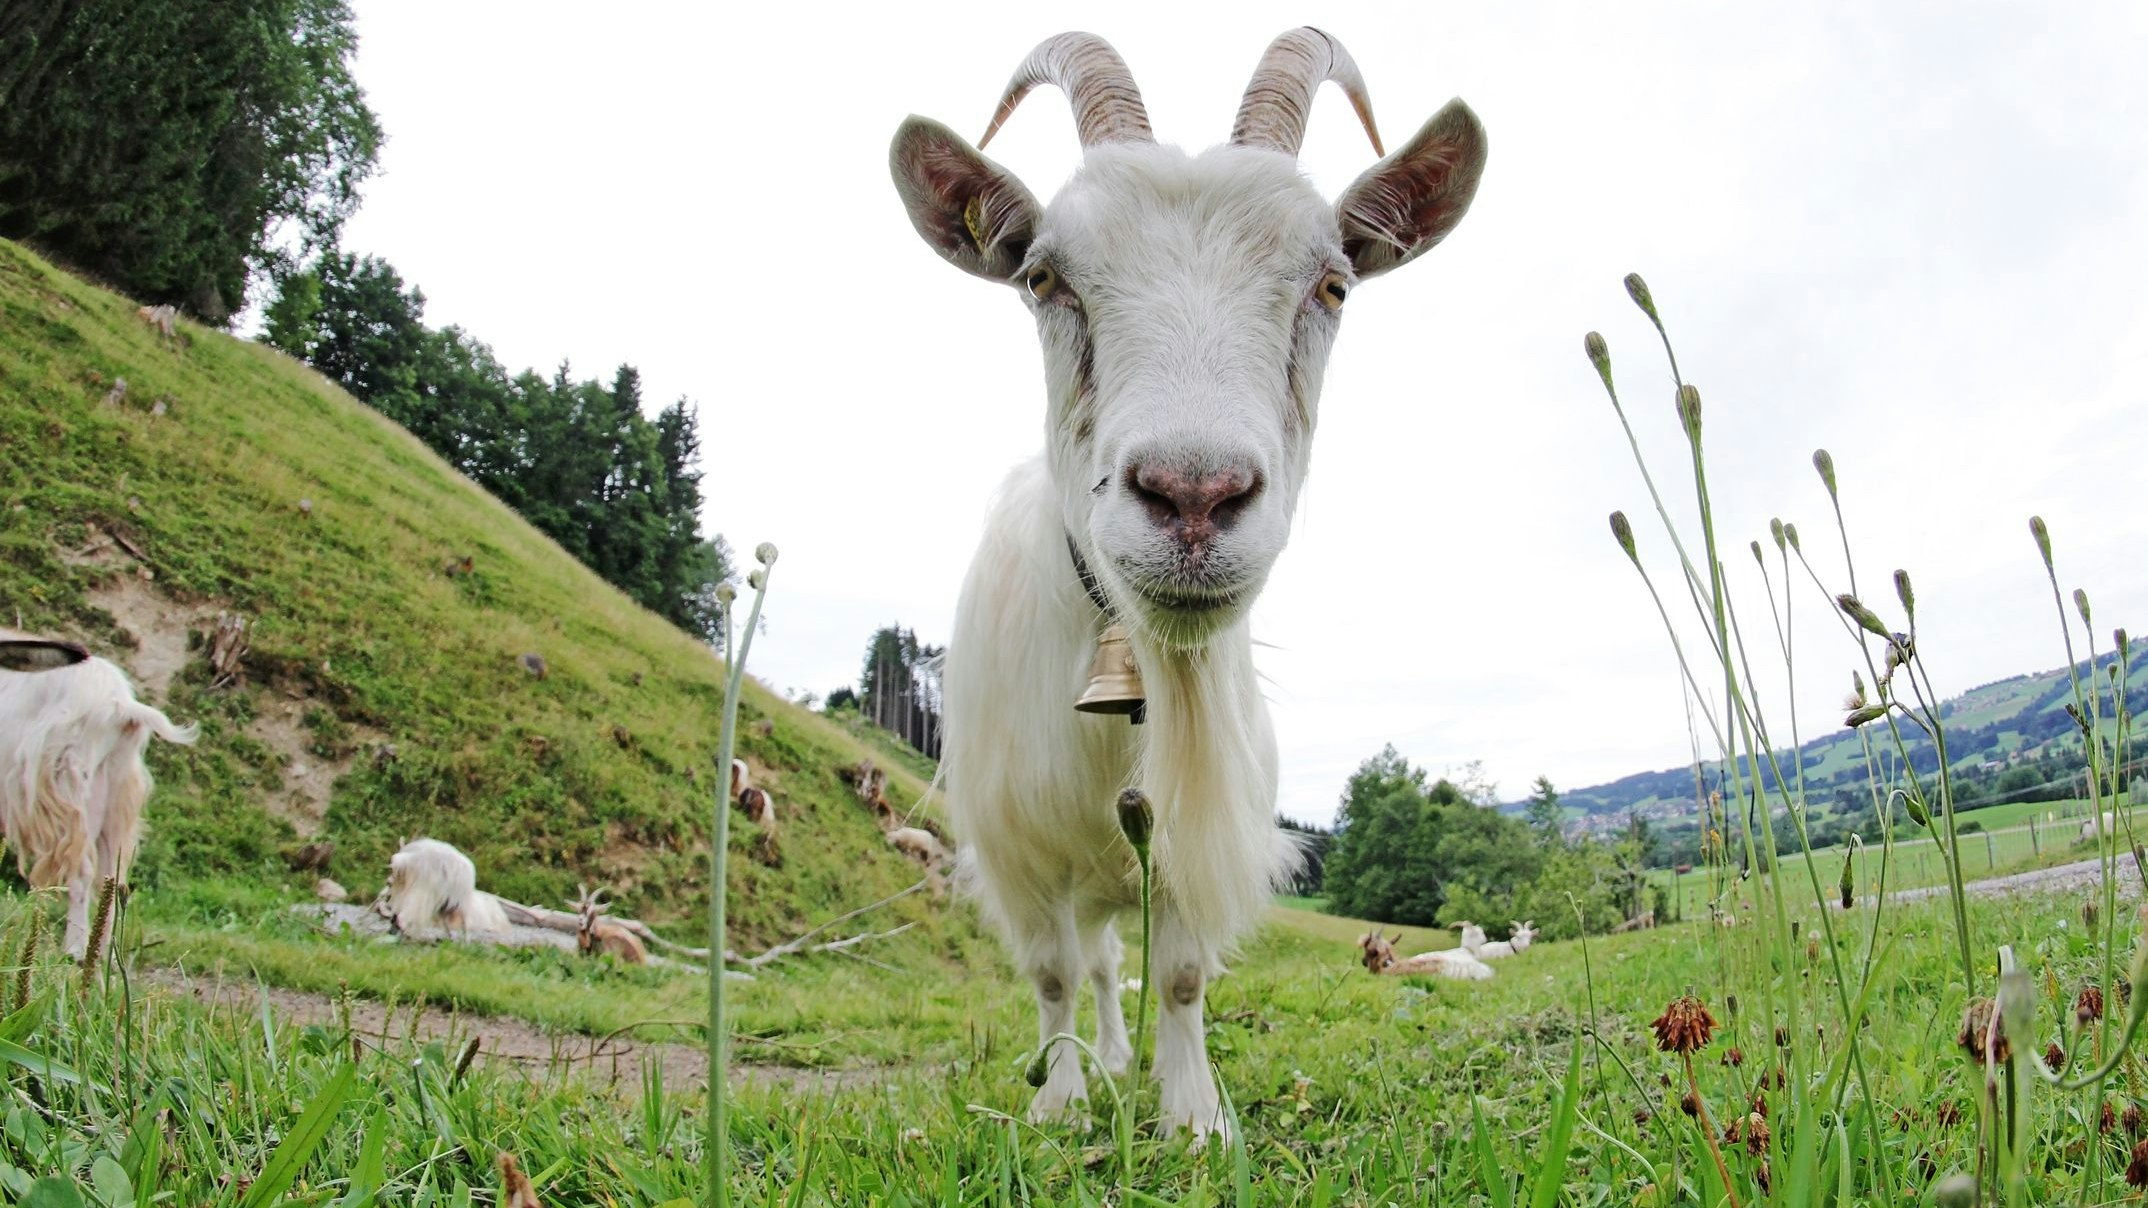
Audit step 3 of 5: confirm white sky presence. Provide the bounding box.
[337,2,2147,826]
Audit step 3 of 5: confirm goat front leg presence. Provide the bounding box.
[1078,907,1131,1077]
[1014,901,1089,1124]
[1150,905,1228,1142]
[61,872,92,960]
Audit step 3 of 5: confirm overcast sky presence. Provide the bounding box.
[335,2,2146,825]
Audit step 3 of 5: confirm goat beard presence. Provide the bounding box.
[1129,626,1300,956]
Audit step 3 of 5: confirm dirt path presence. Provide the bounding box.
[1890,851,2144,905]
[135,968,911,1094]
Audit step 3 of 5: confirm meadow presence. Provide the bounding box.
[5,247,2144,1206]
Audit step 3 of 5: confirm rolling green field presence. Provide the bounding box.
[1652,798,2135,921]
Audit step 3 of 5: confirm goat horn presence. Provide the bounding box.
[980,32,1153,150]
[1230,27,1383,158]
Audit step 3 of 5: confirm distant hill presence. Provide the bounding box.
[0,238,954,949]
[1538,652,2147,831]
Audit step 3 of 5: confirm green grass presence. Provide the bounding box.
[0,237,949,949]
[10,881,2141,1204]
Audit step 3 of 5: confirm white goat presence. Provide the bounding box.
[382,838,511,938]
[2082,812,2123,842]
[892,29,1486,1138]
[886,825,953,871]
[1358,931,1493,981]
[1472,920,1536,959]
[0,647,195,958]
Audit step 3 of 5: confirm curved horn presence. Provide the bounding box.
[980,32,1153,150]
[1230,27,1383,158]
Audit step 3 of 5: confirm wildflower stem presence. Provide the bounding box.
[1685,1053,1742,1208]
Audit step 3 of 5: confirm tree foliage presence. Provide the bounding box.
[261,250,733,639]
[1323,746,1628,938]
[0,0,382,320]
[857,626,943,758]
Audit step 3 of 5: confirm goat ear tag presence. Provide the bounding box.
[962,195,990,255]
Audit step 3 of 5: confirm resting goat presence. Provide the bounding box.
[892,29,1486,1138]
[0,643,195,959]
[381,838,512,938]
[1357,931,1493,981]
[1470,920,1536,959]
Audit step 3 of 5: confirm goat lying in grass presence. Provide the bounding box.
[1465,920,1535,959]
[0,642,195,958]
[379,837,511,938]
[1357,931,1494,981]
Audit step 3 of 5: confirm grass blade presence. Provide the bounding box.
[238,1060,357,1208]
[1527,1037,1585,1208]
[1471,1095,1513,1208]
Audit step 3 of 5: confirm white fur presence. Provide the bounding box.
[2082,812,2122,842]
[384,838,511,938]
[0,654,195,958]
[887,826,952,870]
[1472,920,1535,960]
[902,52,1484,1144]
[1357,931,1493,981]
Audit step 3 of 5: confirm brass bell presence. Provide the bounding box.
[1075,622,1146,722]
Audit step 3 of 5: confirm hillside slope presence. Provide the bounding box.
[1552,653,2146,823]
[0,239,946,948]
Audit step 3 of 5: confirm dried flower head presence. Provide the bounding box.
[1723,1115,1743,1144]
[1632,1107,1652,1128]
[2129,1138,2148,1189]
[2078,984,2106,1027]
[1754,1161,1772,1194]
[1722,1046,1745,1068]
[1749,1091,1768,1118]
[1957,998,2009,1065]
[1650,994,1718,1054]
[2029,516,2052,571]
[1935,1101,1964,1128]
[2104,1101,2118,1134]
[1744,1112,1770,1158]
[1679,1089,1700,1117]
[2045,1043,2066,1073]
[1774,1025,1790,1048]
[2127,1103,2144,1138]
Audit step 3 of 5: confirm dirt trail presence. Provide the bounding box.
[135,968,908,1094]
[1890,852,2143,905]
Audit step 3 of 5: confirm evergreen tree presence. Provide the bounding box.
[1525,775,1566,848]
[0,0,382,320]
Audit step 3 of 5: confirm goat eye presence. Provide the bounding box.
[1316,271,1349,312]
[1026,264,1058,300]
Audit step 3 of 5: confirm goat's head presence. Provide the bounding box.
[1355,930,1397,972]
[893,29,1485,646]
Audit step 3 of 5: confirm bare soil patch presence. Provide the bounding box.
[134,966,912,1094]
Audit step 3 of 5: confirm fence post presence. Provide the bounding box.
[2031,818,2040,857]
[1986,831,1996,869]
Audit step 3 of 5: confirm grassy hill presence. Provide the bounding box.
[0,237,948,949]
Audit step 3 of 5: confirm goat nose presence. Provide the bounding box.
[1128,463,1261,542]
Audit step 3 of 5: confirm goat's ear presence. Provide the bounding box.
[1335,99,1487,279]
[891,116,1041,283]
